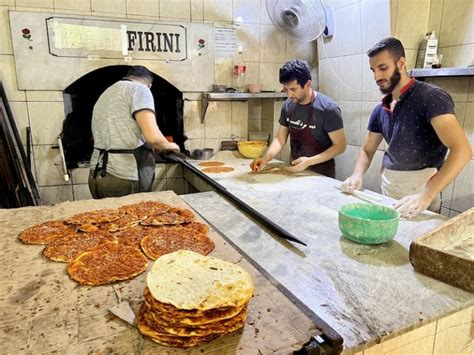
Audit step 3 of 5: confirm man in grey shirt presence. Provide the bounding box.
[89,65,179,198]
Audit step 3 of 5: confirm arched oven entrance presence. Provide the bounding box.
[60,65,185,169]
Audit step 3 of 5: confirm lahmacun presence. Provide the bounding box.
[43,231,117,262]
[140,208,195,226]
[67,243,148,285]
[65,208,123,225]
[119,201,172,219]
[18,220,77,245]
[140,226,215,260]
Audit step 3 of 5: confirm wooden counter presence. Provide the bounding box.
[0,191,320,354]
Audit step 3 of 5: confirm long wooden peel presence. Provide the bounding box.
[159,151,308,247]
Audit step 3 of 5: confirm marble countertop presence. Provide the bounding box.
[182,151,474,351]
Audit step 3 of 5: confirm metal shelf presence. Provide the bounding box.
[201,92,287,122]
[409,67,474,79]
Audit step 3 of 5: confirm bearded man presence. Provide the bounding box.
[341,37,471,218]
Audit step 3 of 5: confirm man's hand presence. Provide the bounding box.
[167,142,180,152]
[393,191,433,219]
[250,157,268,172]
[341,175,363,193]
[286,156,311,172]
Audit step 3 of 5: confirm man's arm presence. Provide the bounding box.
[250,125,289,171]
[340,131,383,192]
[135,110,179,151]
[394,114,472,217]
[286,128,347,172]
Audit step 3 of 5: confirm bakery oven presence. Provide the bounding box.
[60,65,186,169]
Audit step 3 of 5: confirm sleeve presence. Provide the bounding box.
[130,85,155,118]
[423,87,455,121]
[278,100,290,127]
[322,103,344,133]
[367,105,382,133]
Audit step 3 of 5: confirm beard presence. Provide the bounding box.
[378,67,401,94]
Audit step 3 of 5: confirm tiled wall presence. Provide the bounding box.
[0,0,314,205]
[322,0,473,216]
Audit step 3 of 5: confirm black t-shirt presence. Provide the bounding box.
[368,80,454,171]
[279,92,344,151]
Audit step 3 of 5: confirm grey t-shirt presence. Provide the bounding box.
[90,80,155,180]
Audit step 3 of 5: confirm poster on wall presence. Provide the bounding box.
[214,25,236,58]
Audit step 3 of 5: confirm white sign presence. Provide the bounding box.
[214,25,236,58]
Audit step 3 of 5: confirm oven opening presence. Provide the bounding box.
[61,65,185,169]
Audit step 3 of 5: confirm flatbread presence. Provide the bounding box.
[102,214,144,232]
[140,226,215,260]
[181,222,209,234]
[43,231,117,262]
[67,243,148,285]
[201,167,234,173]
[140,208,195,226]
[147,250,253,310]
[143,287,243,322]
[18,220,77,245]
[65,208,123,225]
[114,225,152,249]
[198,161,225,167]
[119,201,172,219]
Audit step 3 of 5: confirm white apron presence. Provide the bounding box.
[381,168,441,213]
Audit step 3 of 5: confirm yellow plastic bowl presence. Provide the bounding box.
[238,141,268,159]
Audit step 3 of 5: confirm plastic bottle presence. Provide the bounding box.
[425,31,438,68]
[233,45,246,92]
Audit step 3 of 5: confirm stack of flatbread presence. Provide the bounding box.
[18,201,215,286]
[138,250,253,348]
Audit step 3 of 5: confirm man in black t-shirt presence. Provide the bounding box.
[341,37,471,218]
[250,59,346,178]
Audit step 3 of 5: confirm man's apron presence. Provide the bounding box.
[92,143,155,192]
[381,167,441,212]
[288,93,335,177]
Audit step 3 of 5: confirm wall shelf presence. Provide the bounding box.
[409,67,474,79]
[201,92,287,122]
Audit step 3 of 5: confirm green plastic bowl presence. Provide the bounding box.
[338,203,399,244]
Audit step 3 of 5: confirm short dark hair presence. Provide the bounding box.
[279,59,311,88]
[367,37,405,60]
[126,65,154,84]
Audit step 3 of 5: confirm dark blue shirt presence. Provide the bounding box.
[368,80,455,171]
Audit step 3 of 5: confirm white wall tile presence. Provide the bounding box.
[126,0,159,18]
[214,58,233,87]
[203,0,232,22]
[236,23,260,62]
[91,0,126,16]
[363,149,383,193]
[439,43,474,68]
[361,58,384,102]
[335,144,359,181]
[72,184,92,201]
[244,62,260,88]
[285,36,311,63]
[191,0,204,21]
[160,0,191,20]
[34,144,71,186]
[338,54,362,101]
[0,55,26,101]
[233,0,260,24]
[184,138,205,153]
[39,185,73,205]
[318,34,338,60]
[152,178,167,191]
[439,0,474,46]
[404,49,418,70]
[259,0,272,25]
[70,167,90,185]
[231,101,248,140]
[318,57,339,101]
[0,7,12,55]
[155,164,167,179]
[9,101,29,144]
[26,91,63,102]
[204,101,231,138]
[259,24,286,63]
[430,77,470,102]
[427,0,443,37]
[167,178,185,194]
[393,0,430,50]
[450,160,474,212]
[167,163,183,178]
[16,0,53,8]
[28,101,65,145]
[54,0,91,12]
[336,2,362,56]
[0,1,15,6]
[360,0,391,53]
[183,100,204,139]
[469,78,474,103]
[258,62,282,92]
[339,101,362,146]
[464,103,474,157]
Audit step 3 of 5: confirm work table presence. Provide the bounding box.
[182,151,474,352]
